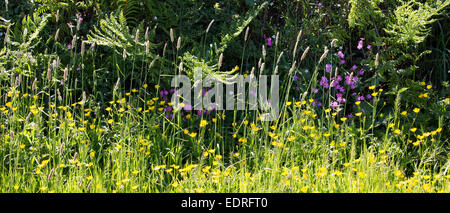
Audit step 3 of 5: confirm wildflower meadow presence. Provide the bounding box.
[0,0,449,194]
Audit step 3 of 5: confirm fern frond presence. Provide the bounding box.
[216,1,268,54]
[87,11,155,58]
[385,0,450,45]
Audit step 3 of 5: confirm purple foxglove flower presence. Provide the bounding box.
[337,96,346,103]
[345,75,352,85]
[331,101,339,109]
[336,85,344,93]
[331,81,337,88]
[320,76,329,89]
[312,88,319,93]
[326,64,332,73]
[351,65,357,70]
[357,38,364,50]
[340,60,346,64]
[367,45,372,50]
[337,51,345,58]
[358,70,364,76]
[267,37,272,47]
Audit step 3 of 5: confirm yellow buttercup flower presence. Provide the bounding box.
[301,186,309,193]
[288,135,296,142]
[200,120,208,127]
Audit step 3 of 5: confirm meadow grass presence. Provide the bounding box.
[0,25,449,193]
